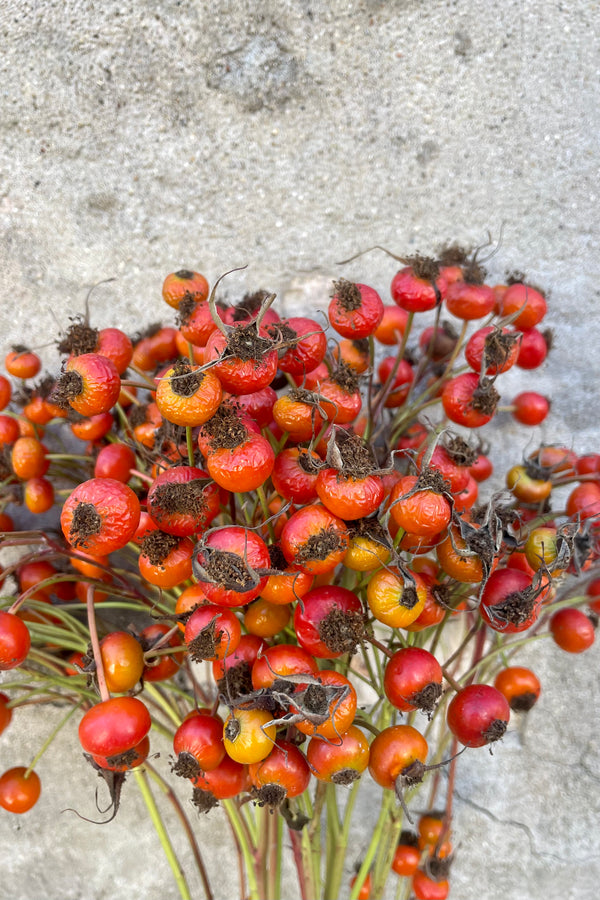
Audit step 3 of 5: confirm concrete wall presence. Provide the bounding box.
[1,1,599,897]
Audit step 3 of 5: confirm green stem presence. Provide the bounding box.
[297,785,323,900]
[186,426,196,465]
[273,811,283,900]
[372,799,403,899]
[46,453,92,462]
[133,768,191,900]
[256,484,276,541]
[428,608,450,657]
[27,624,87,652]
[240,795,259,844]
[27,598,90,637]
[340,779,361,843]
[264,805,280,900]
[24,700,84,778]
[3,684,93,705]
[325,784,340,891]
[114,401,136,439]
[349,789,394,900]
[323,781,360,900]
[346,663,380,691]
[27,648,75,676]
[288,824,310,900]
[256,804,269,900]
[145,762,214,900]
[8,574,84,616]
[224,802,249,900]
[359,643,379,694]
[222,800,261,900]
[461,632,550,683]
[395,875,412,900]
[143,683,184,728]
[389,396,444,445]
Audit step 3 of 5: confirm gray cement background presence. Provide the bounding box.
[1,0,600,897]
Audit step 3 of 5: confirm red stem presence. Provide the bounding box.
[225,806,249,900]
[142,625,181,659]
[365,634,394,659]
[465,622,488,685]
[130,468,153,485]
[85,582,110,702]
[288,827,310,900]
[440,737,458,850]
[441,667,463,693]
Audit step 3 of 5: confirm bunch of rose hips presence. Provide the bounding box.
[0,247,598,900]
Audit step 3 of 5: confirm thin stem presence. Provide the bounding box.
[46,453,92,462]
[239,798,260,845]
[24,701,84,778]
[442,619,480,669]
[372,799,403,900]
[295,788,319,900]
[325,784,340,891]
[130,468,154,485]
[461,632,550,682]
[288,826,310,900]
[26,623,86,653]
[396,876,412,900]
[349,789,394,900]
[353,716,381,738]
[365,634,394,659]
[265,806,280,900]
[26,648,74,676]
[186,426,196,465]
[359,643,379,694]
[133,768,191,900]
[464,619,489,685]
[145,762,214,900]
[143,683,183,728]
[119,385,141,406]
[2,683,93,705]
[346,663,380,691]
[273,811,283,900]
[428,607,450,657]
[129,366,159,387]
[85,582,110,701]
[389,396,444,445]
[364,334,377,442]
[256,484,276,542]
[224,802,249,900]
[307,781,327,896]
[222,800,261,900]
[256,804,269,900]
[371,312,414,422]
[441,667,463,694]
[323,781,360,900]
[440,737,458,851]
[114,401,137,439]
[143,624,181,657]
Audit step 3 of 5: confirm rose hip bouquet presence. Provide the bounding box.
[0,245,598,900]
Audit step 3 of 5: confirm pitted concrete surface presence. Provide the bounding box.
[1,1,599,897]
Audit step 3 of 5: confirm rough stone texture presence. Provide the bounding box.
[1,1,600,898]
